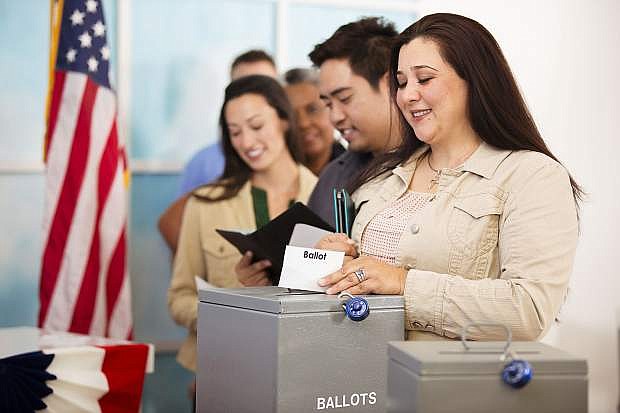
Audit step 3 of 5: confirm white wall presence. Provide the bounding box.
[415,1,620,411]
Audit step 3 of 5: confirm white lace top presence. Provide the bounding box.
[359,191,432,265]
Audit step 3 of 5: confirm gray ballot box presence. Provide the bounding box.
[197,287,404,413]
[387,340,588,413]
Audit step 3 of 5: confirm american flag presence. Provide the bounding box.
[39,0,132,339]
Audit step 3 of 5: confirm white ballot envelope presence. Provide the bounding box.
[288,223,332,248]
[279,223,344,292]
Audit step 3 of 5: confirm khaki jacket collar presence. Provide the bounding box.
[391,141,513,184]
[392,145,429,187]
[297,165,318,200]
[462,141,512,179]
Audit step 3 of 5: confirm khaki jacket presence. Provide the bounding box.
[351,142,578,342]
[168,165,317,371]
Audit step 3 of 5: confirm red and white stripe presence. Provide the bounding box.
[39,70,132,339]
[40,344,151,413]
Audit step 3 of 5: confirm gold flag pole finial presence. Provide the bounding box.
[44,0,65,162]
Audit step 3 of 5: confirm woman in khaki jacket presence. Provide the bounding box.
[318,13,583,342]
[168,75,317,372]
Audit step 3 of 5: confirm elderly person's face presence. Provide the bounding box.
[285,82,334,160]
[395,37,470,146]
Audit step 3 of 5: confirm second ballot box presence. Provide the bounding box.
[387,339,588,413]
[197,286,405,413]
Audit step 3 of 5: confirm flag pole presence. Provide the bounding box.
[44,0,64,162]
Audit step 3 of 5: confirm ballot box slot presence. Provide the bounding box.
[199,287,403,314]
[275,289,323,296]
[439,350,541,355]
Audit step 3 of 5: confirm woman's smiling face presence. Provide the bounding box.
[395,37,471,146]
[225,93,289,172]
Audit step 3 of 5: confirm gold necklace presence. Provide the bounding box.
[426,152,440,190]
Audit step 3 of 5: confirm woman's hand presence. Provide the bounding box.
[318,255,407,295]
[234,251,272,286]
[314,233,358,258]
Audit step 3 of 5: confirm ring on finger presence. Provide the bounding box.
[354,268,366,283]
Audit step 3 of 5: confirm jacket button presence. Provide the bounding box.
[410,224,420,234]
[218,246,224,253]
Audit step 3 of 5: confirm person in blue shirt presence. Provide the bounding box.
[158,50,278,252]
[177,143,225,196]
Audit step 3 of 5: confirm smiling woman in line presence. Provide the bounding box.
[168,75,317,373]
[317,13,583,342]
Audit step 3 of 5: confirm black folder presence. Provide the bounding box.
[216,202,334,284]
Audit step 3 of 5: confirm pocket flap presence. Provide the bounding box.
[454,193,503,219]
[202,236,238,258]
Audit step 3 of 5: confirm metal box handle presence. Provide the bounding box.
[460,322,532,389]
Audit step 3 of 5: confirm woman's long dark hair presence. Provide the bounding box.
[350,13,583,211]
[194,75,303,202]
